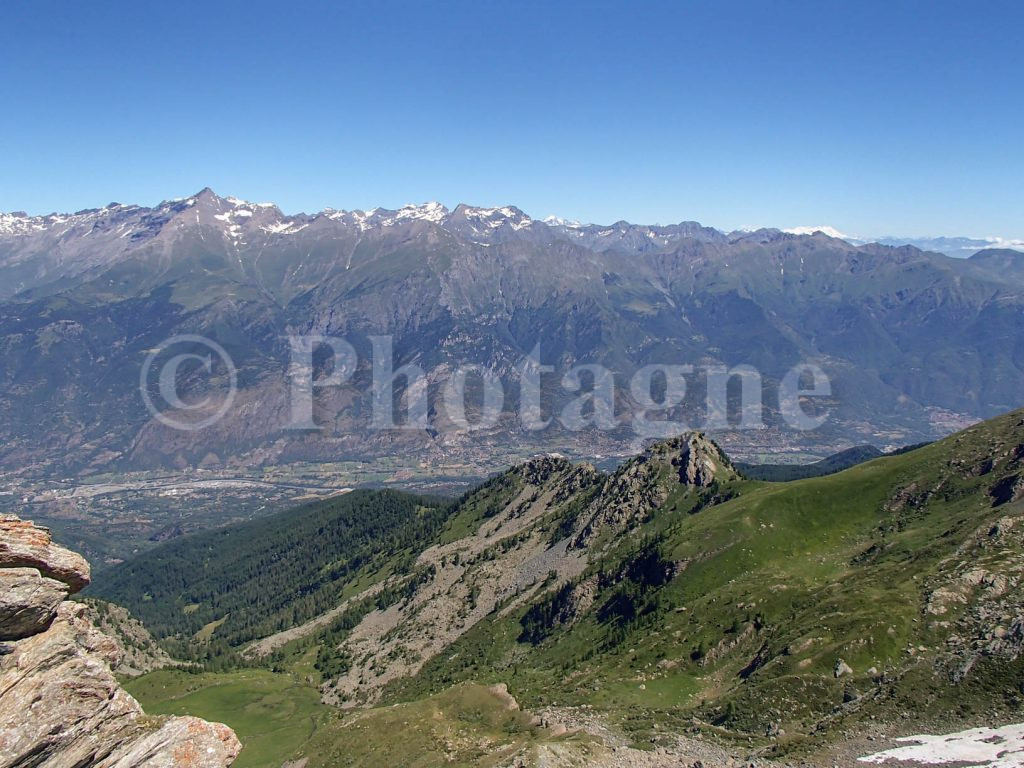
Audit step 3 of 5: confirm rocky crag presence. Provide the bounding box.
[0,514,240,767]
[307,435,737,707]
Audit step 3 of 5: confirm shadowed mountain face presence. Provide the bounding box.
[1,189,1023,476]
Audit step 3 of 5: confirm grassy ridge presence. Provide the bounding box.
[388,410,1024,740]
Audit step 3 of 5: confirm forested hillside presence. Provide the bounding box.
[737,445,884,481]
[89,489,447,656]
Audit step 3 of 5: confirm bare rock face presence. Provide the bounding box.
[0,515,241,768]
[0,567,68,640]
[0,514,91,591]
[669,433,736,488]
[96,717,241,768]
[572,432,738,549]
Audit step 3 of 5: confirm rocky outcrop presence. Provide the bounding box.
[0,567,68,640]
[671,433,736,488]
[990,472,1024,506]
[571,432,738,549]
[0,514,91,591]
[0,515,240,767]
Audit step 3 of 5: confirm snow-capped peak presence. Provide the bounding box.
[0,212,44,235]
[320,202,450,231]
[782,225,851,240]
[452,204,533,231]
[393,201,449,223]
[543,215,583,228]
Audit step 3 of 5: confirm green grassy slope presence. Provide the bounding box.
[125,669,586,768]
[119,410,1024,763]
[386,410,1024,746]
[124,668,326,768]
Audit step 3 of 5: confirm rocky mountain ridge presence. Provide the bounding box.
[2,188,1023,483]
[4,192,1020,264]
[0,514,240,767]
[252,433,740,706]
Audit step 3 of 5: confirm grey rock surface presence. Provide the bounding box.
[0,566,67,640]
[0,515,241,768]
[0,514,91,592]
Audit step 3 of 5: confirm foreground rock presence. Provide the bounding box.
[0,514,91,591]
[0,515,240,767]
[0,567,68,640]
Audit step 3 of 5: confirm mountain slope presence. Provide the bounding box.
[2,190,1023,478]
[382,409,1024,746]
[100,408,1024,763]
[88,489,448,657]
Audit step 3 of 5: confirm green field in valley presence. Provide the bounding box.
[125,668,326,768]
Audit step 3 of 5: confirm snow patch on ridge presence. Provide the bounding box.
[783,225,852,239]
[327,202,450,230]
[859,723,1024,767]
[543,215,583,228]
[0,209,114,236]
[261,221,309,235]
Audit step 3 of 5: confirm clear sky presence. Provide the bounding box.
[1,0,1021,237]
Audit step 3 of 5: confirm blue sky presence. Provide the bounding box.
[1,0,1021,237]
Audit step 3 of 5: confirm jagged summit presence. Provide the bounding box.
[665,431,738,487]
[4,190,1021,259]
[511,432,736,495]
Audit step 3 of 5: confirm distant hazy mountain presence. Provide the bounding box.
[781,226,1024,259]
[2,189,1023,477]
[872,235,1024,258]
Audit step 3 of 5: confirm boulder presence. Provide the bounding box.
[0,514,91,591]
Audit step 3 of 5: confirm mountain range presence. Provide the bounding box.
[2,189,1024,480]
